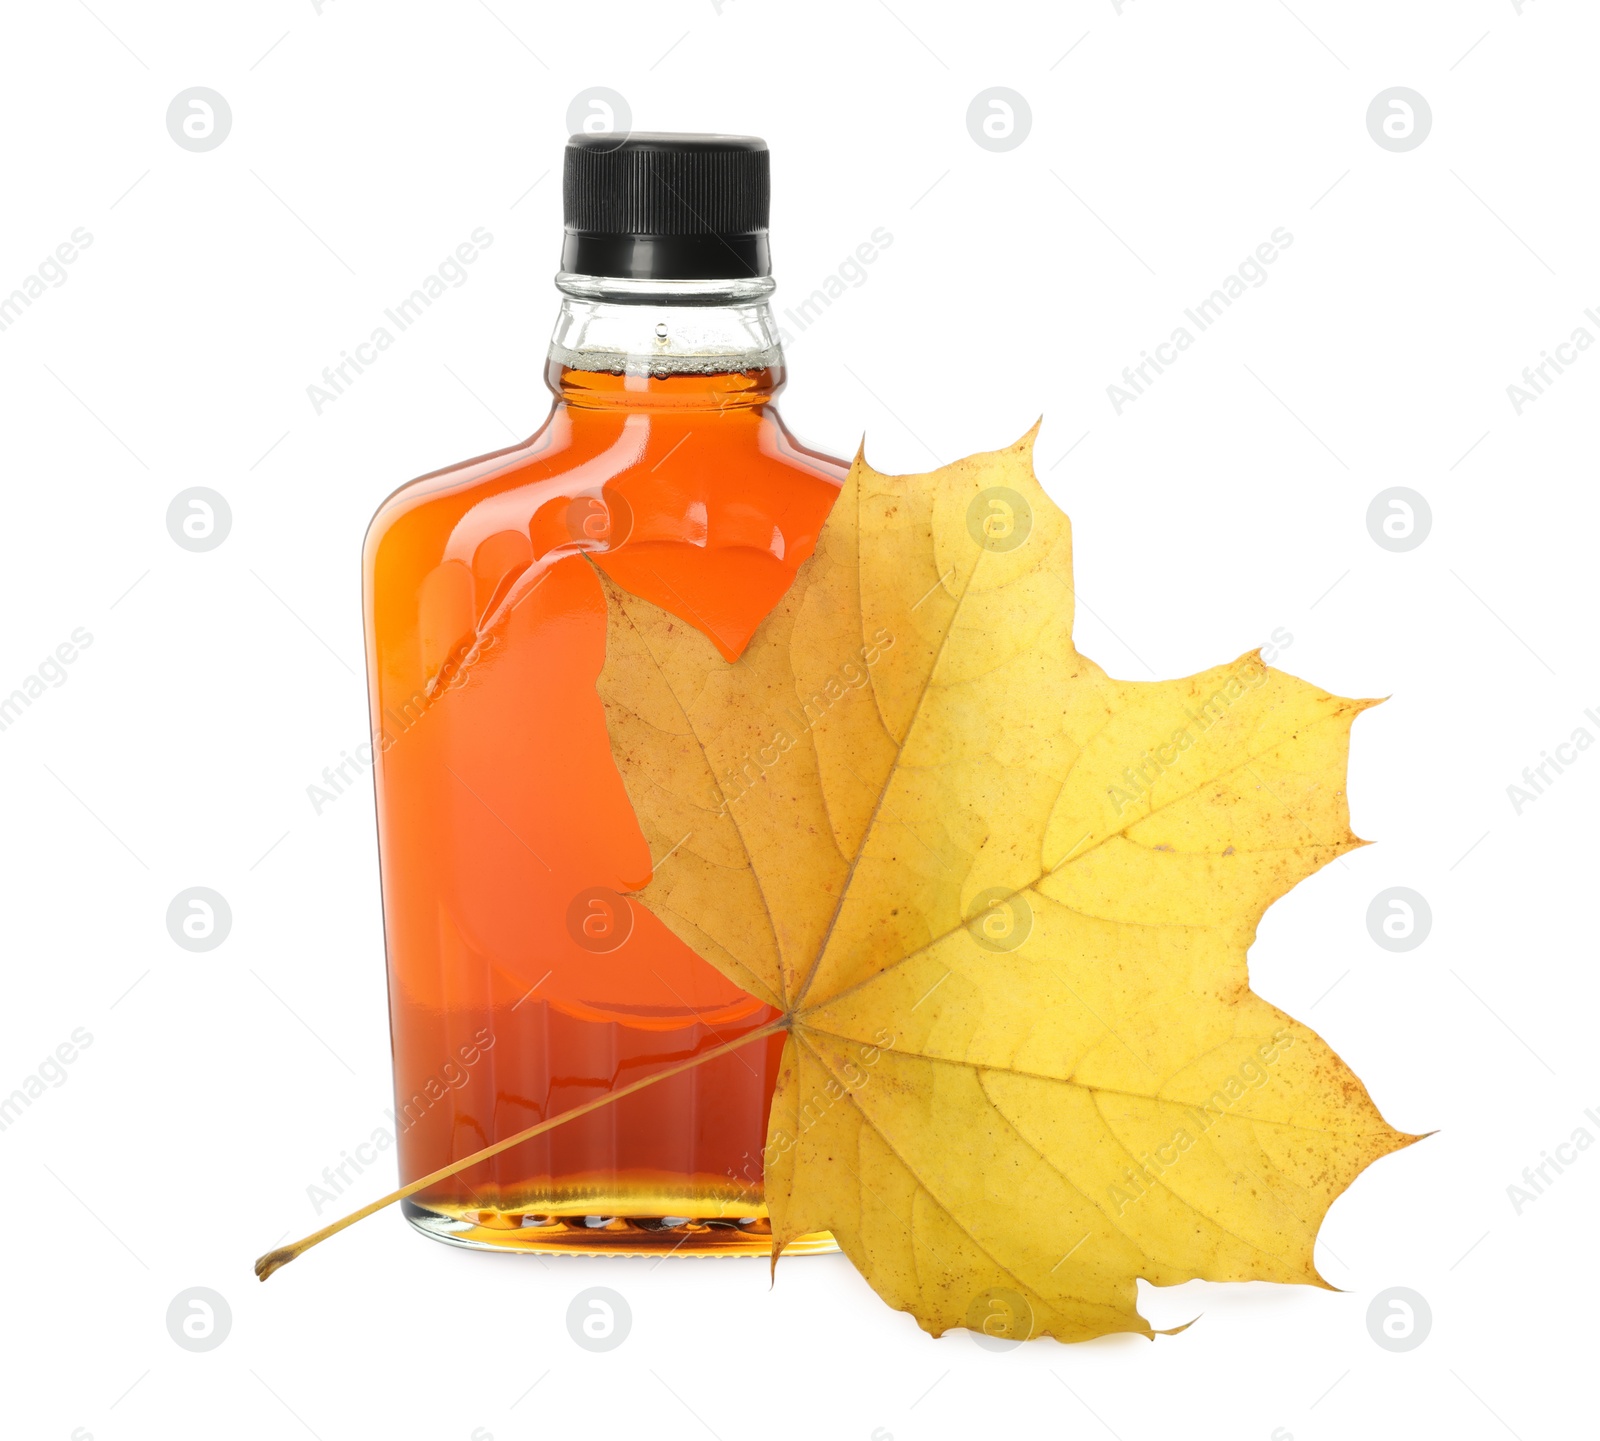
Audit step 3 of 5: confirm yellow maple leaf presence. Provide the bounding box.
[593,426,1418,1344]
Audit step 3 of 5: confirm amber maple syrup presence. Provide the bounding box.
[363,134,845,1253]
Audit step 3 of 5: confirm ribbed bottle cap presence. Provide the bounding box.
[561,133,771,281]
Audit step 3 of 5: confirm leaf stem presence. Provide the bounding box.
[254,1017,789,1281]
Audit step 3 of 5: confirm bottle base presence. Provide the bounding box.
[401,1199,836,1257]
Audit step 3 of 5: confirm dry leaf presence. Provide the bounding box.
[594,426,1417,1343]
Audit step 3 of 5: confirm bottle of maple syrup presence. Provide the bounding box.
[363,133,845,1253]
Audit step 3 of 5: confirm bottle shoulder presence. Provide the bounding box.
[366,400,844,572]
[365,394,846,664]
[363,406,563,556]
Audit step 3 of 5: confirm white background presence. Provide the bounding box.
[1,2,1594,1438]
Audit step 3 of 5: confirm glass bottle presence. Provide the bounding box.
[362,134,845,1253]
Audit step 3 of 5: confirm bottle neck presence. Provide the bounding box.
[547,272,785,410]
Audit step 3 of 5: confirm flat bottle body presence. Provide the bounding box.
[363,359,844,1252]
